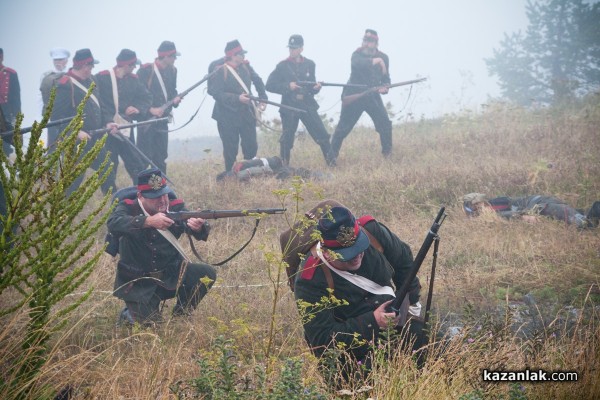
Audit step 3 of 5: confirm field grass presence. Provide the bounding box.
[1,96,599,399]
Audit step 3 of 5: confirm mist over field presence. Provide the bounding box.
[1,0,528,140]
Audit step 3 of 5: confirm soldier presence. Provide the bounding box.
[95,49,151,186]
[291,204,424,382]
[107,168,216,325]
[51,48,115,194]
[0,48,20,157]
[265,34,333,166]
[208,40,268,173]
[136,41,182,174]
[329,29,393,164]
[463,193,599,229]
[40,47,70,151]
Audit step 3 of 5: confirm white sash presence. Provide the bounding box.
[137,198,191,263]
[314,242,396,296]
[69,77,100,108]
[225,64,261,121]
[108,68,131,137]
[153,63,173,123]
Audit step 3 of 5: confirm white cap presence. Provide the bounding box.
[50,47,70,60]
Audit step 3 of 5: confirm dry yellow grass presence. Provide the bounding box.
[1,97,599,398]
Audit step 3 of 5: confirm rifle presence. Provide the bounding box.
[166,208,286,222]
[247,95,306,113]
[90,117,169,136]
[386,206,446,316]
[0,116,77,137]
[296,81,369,89]
[341,77,427,107]
[152,65,223,117]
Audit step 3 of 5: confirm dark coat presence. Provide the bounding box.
[294,219,419,359]
[107,197,210,303]
[137,61,178,115]
[341,47,390,97]
[208,61,267,124]
[265,56,320,112]
[52,71,103,133]
[95,69,152,125]
[0,65,20,130]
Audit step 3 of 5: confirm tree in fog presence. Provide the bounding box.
[486,0,600,106]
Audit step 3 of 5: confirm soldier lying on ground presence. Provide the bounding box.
[216,155,333,182]
[463,193,600,228]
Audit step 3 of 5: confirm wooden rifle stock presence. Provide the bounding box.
[166,208,286,222]
[341,77,427,107]
[387,206,446,315]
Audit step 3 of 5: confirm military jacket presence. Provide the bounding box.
[208,61,267,124]
[52,71,103,134]
[294,219,419,358]
[265,56,320,113]
[0,66,21,129]
[341,47,391,97]
[107,197,209,302]
[95,69,152,125]
[137,61,178,115]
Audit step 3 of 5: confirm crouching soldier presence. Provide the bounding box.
[107,168,216,325]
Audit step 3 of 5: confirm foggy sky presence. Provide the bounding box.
[1,0,529,139]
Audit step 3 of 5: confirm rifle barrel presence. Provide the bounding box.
[247,96,306,113]
[388,206,445,315]
[1,115,78,137]
[167,208,286,222]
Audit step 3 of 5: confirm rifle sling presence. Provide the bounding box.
[186,218,261,266]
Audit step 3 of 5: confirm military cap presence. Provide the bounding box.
[137,168,171,199]
[72,48,99,67]
[318,207,370,262]
[287,34,304,49]
[116,49,141,67]
[50,47,70,60]
[224,40,247,58]
[158,41,181,57]
[363,29,379,42]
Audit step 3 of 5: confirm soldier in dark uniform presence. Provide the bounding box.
[1,48,20,230]
[208,40,268,173]
[329,29,393,164]
[136,41,182,174]
[463,193,599,229]
[293,205,423,381]
[265,34,333,166]
[95,49,151,186]
[52,48,115,194]
[0,48,20,157]
[107,168,216,325]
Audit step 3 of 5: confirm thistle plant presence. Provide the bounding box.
[0,88,113,399]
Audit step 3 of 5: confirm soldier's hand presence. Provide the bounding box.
[150,107,164,117]
[289,82,300,91]
[186,217,205,232]
[239,93,251,104]
[258,102,267,111]
[173,96,182,105]
[77,130,91,141]
[144,213,174,230]
[107,123,119,135]
[374,300,400,328]
[125,106,140,116]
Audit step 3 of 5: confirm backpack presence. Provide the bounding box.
[40,71,65,107]
[279,199,384,291]
[104,186,177,256]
